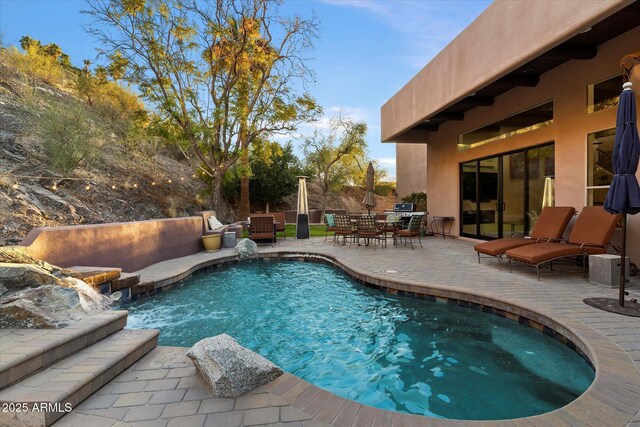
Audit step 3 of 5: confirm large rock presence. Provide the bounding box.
[187,334,283,397]
[0,263,62,296]
[235,238,258,260]
[0,246,77,276]
[0,285,85,328]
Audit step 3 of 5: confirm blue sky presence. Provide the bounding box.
[0,0,490,180]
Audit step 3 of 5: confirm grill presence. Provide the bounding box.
[393,203,415,213]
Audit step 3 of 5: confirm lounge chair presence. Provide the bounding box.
[396,214,424,249]
[334,214,355,246]
[248,215,276,246]
[505,206,622,280]
[474,206,575,269]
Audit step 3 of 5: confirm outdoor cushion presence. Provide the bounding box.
[567,206,621,246]
[529,206,575,240]
[475,206,575,258]
[505,242,606,265]
[208,216,224,230]
[474,238,538,256]
[325,213,335,227]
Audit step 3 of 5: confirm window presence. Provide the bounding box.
[587,128,615,205]
[587,75,622,113]
[458,101,554,151]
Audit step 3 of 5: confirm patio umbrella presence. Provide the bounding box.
[362,162,377,215]
[603,81,640,307]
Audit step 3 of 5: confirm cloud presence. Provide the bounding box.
[376,157,396,167]
[374,157,396,181]
[319,0,386,14]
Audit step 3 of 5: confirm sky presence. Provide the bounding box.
[0,0,490,181]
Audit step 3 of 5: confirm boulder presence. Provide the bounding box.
[0,285,85,328]
[235,238,258,260]
[187,334,283,397]
[0,263,62,296]
[0,246,78,276]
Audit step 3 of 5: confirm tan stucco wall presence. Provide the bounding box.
[395,144,428,199]
[20,214,212,272]
[381,0,634,141]
[393,26,640,263]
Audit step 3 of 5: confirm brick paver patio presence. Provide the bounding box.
[55,236,640,426]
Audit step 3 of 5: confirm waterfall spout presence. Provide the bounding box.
[61,277,113,312]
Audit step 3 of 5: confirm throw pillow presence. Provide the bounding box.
[325,213,335,227]
[208,216,224,230]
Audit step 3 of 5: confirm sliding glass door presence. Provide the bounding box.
[460,143,554,240]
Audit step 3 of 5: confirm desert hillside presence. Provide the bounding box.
[0,51,395,246]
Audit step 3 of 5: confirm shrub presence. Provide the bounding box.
[39,105,101,173]
[401,191,427,212]
[2,46,66,87]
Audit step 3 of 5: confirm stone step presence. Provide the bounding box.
[0,310,129,389]
[0,328,159,426]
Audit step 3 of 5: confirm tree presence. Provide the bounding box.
[303,117,368,215]
[85,0,320,218]
[251,141,305,211]
[19,35,40,51]
[107,51,128,83]
[223,140,305,212]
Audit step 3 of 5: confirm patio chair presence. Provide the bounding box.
[334,214,355,247]
[248,215,276,247]
[396,214,424,249]
[356,215,385,249]
[324,213,336,242]
[474,206,575,269]
[271,212,286,240]
[505,206,622,280]
[379,213,402,245]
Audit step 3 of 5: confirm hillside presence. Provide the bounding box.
[0,49,395,246]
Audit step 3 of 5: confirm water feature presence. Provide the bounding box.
[61,277,112,312]
[125,261,594,420]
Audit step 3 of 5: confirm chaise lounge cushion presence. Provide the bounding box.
[474,238,538,256]
[475,206,575,257]
[506,206,622,265]
[505,241,606,265]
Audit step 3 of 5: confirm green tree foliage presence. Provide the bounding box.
[224,141,306,211]
[303,117,368,214]
[401,191,427,212]
[86,0,320,218]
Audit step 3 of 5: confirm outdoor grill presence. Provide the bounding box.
[392,203,416,213]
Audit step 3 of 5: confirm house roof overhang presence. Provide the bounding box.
[381,0,640,144]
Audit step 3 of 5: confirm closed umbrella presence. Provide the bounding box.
[603,81,640,307]
[362,162,377,215]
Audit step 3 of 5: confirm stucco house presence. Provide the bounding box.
[382,0,640,262]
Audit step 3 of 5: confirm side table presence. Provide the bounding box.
[430,216,455,239]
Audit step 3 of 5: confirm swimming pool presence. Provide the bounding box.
[125,260,594,420]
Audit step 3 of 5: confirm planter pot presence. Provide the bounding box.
[202,234,221,251]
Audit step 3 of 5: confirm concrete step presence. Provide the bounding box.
[0,328,159,426]
[0,310,129,389]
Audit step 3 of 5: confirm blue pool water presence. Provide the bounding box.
[125,261,594,420]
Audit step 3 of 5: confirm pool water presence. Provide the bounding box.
[125,261,594,420]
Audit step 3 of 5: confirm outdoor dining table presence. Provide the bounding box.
[376,219,401,246]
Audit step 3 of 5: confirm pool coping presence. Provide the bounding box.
[130,248,640,426]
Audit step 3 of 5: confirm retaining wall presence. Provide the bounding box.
[20,213,215,272]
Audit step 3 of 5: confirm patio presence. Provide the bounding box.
[20,237,640,426]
